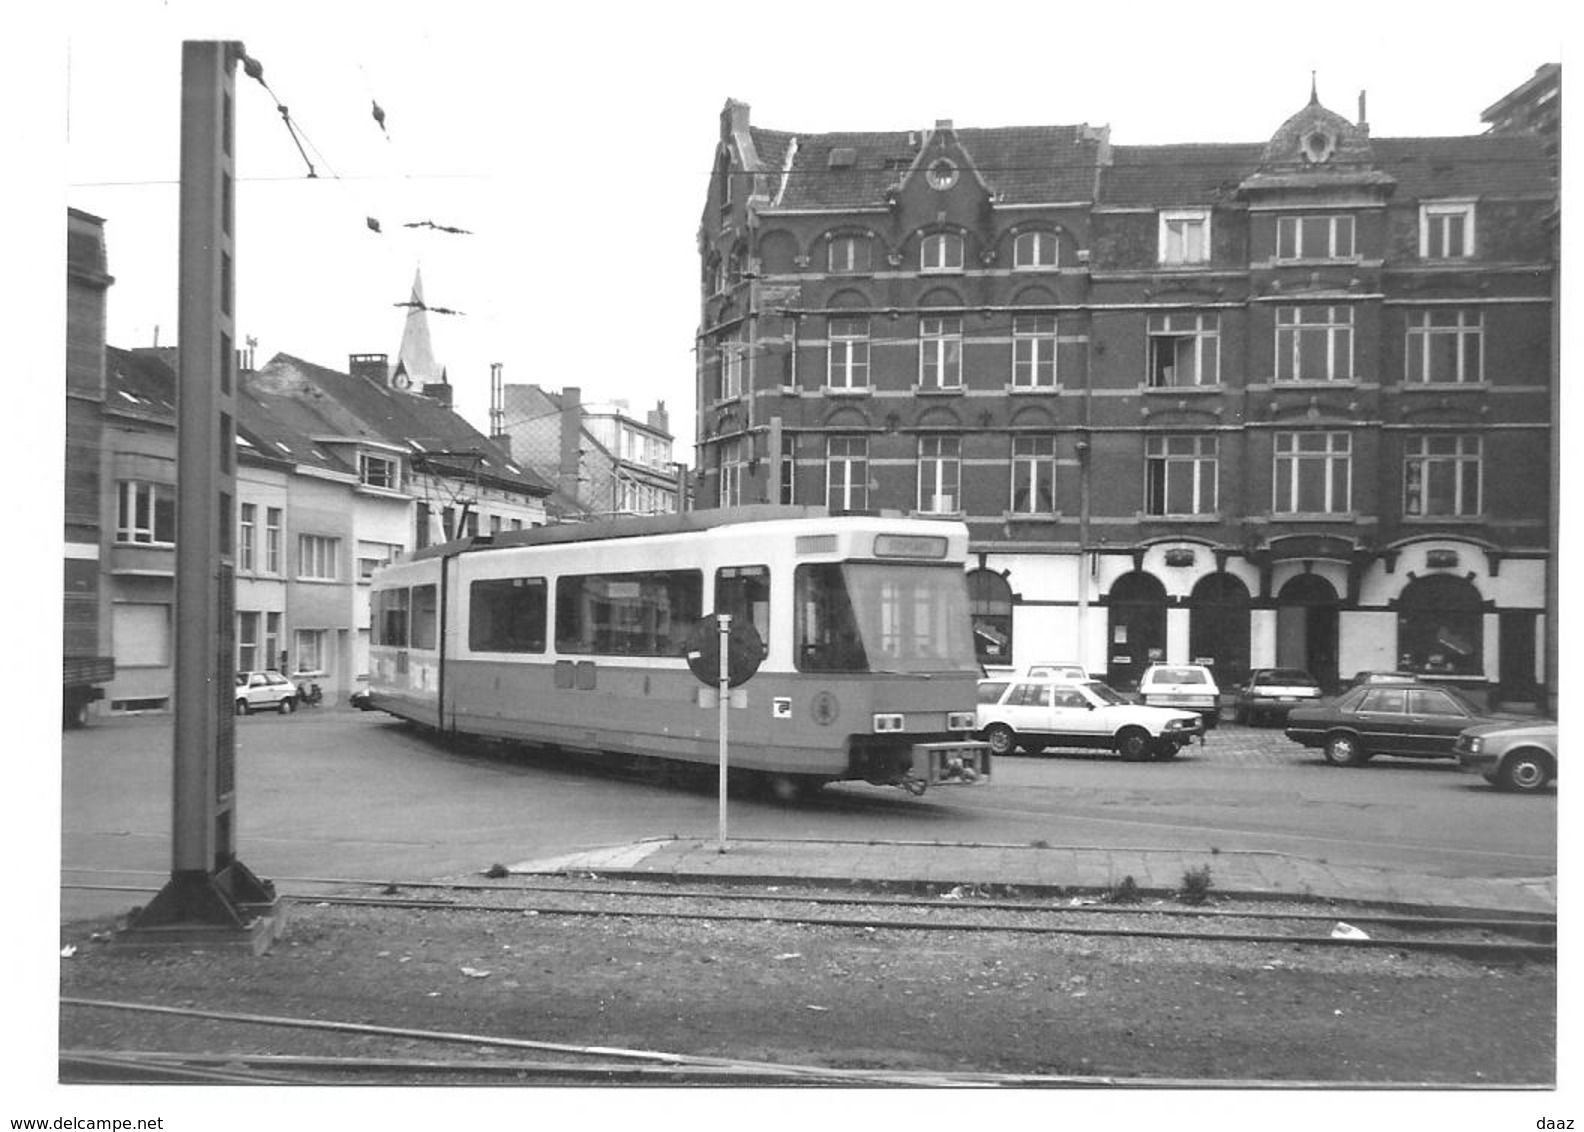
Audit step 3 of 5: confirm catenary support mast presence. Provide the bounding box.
[122,41,278,950]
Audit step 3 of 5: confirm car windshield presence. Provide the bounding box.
[1080,680,1129,706]
[794,561,978,674]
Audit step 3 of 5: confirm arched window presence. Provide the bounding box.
[828,232,873,274]
[1013,229,1059,269]
[921,231,964,273]
[967,569,1013,667]
[1398,574,1484,676]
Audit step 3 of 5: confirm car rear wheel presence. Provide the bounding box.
[1496,749,1553,793]
[984,724,1017,757]
[1322,732,1365,767]
[1116,727,1151,762]
[279,696,296,714]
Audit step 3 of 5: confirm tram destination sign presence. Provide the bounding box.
[873,534,949,559]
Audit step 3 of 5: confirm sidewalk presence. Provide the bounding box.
[507,836,1558,919]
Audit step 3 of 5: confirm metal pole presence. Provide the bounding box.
[717,613,731,853]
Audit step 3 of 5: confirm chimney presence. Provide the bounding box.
[558,386,582,502]
[722,99,751,137]
[349,353,390,386]
[647,400,669,435]
[1358,90,1369,134]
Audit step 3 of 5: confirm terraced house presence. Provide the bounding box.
[694,83,1556,708]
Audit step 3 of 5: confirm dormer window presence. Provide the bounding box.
[1277,214,1356,260]
[921,231,964,273]
[360,453,399,490]
[1421,201,1476,259]
[1159,209,1211,266]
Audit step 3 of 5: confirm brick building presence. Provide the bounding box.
[495,383,683,519]
[695,87,1556,705]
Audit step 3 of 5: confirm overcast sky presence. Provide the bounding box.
[50,0,1565,457]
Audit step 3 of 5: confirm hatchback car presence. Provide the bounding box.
[1284,682,1523,767]
[1454,719,1557,793]
[235,670,299,715]
[1233,668,1322,727]
[977,677,1203,761]
[1137,664,1221,729]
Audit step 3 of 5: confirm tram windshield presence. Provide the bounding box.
[795,562,977,674]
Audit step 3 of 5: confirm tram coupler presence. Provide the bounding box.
[914,740,991,787]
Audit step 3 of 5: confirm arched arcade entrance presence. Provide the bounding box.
[1188,572,1251,689]
[1105,572,1167,691]
[1276,573,1340,690]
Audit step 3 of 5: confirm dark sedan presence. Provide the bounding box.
[1284,682,1523,767]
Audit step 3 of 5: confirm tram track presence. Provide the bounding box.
[61,868,1556,958]
[58,868,1556,1087]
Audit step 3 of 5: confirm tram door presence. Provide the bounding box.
[1275,575,1339,691]
[1106,572,1167,692]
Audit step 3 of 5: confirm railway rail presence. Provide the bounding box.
[60,868,1554,1087]
[62,867,1556,957]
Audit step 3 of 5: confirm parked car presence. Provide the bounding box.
[1342,670,1418,690]
[1019,661,1089,681]
[1233,668,1322,726]
[1284,682,1524,767]
[976,677,1203,761]
[1454,719,1558,793]
[976,677,1011,704]
[235,670,299,715]
[1137,664,1221,729]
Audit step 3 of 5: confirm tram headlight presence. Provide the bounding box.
[947,711,976,731]
[872,713,905,733]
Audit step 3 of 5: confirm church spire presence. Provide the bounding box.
[394,267,441,391]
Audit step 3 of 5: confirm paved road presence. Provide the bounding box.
[57,709,1554,921]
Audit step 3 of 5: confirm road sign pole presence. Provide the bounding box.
[717,614,731,853]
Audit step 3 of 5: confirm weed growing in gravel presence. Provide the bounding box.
[1104,876,1142,904]
[1179,864,1214,905]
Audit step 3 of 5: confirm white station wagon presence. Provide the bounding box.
[977,677,1204,762]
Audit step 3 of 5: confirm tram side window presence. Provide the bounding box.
[411,584,438,650]
[554,570,703,656]
[375,587,410,647]
[794,563,868,672]
[469,577,548,652]
[715,565,770,644]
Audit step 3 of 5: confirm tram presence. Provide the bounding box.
[365,505,989,797]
